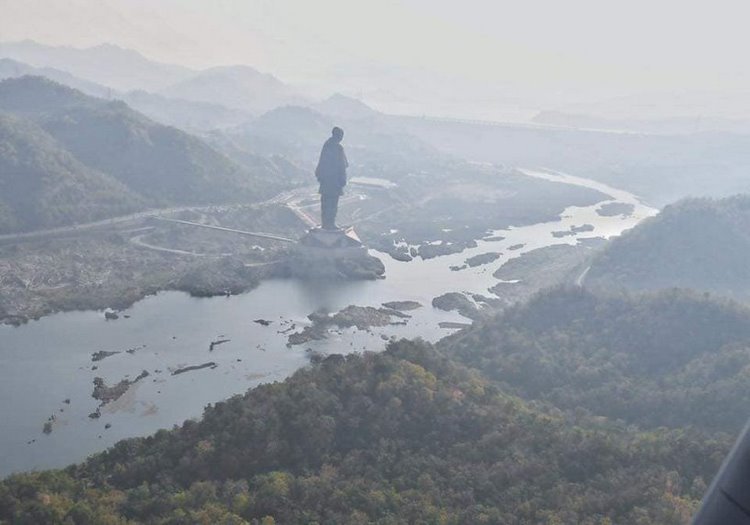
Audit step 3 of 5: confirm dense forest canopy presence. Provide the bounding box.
[587,195,750,299]
[0,341,728,524]
[6,287,750,523]
[442,287,750,433]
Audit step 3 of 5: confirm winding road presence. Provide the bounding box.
[0,176,403,249]
[0,187,308,246]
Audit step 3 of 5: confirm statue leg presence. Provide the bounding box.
[320,194,326,228]
[321,193,340,230]
[329,194,339,229]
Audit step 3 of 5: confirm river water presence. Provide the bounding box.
[0,169,657,476]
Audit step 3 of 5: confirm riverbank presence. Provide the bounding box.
[0,168,658,475]
[0,236,284,326]
[0,165,607,326]
[0,204,305,326]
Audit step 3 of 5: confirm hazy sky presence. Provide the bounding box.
[3,0,750,118]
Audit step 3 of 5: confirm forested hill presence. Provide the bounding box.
[0,114,144,232]
[0,340,725,524]
[0,76,284,232]
[586,195,750,299]
[442,286,750,433]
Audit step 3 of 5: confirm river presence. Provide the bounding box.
[0,168,657,476]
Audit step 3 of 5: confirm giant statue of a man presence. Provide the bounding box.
[315,126,348,230]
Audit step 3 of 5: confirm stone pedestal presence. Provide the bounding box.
[290,227,385,280]
[299,227,364,250]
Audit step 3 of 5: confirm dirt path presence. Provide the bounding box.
[129,233,222,257]
[575,265,591,286]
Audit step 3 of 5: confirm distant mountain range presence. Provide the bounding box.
[121,90,254,132]
[390,115,750,205]
[159,65,305,115]
[0,58,255,131]
[0,43,378,133]
[586,195,750,300]
[0,41,305,114]
[0,76,285,233]
[0,57,113,98]
[311,92,379,120]
[0,40,193,92]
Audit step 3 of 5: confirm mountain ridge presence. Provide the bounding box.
[0,40,194,91]
[160,64,304,115]
[0,112,144,233]
[0,76,286,231]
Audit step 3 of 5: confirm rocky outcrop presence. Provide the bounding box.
[432,292,480,319]
[332,254,386,280]
[438,321,472,329]
[571,224,594,233]
[92,370,150,406]
[172,362,218,375]
[91,350,120,362]
[288,305,411,345]
[464,252,501,268]
[174,258,264,298]
[382,301,422,311]
[288,240,385,281]
[209,339,230,351]
[597,202,635,217]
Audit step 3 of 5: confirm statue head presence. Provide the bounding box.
[332,126,344,142]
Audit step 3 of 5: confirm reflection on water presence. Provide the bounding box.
[0,169,658,476]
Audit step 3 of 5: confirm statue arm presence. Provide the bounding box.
[315,146,325,180]
[340,148,348,185]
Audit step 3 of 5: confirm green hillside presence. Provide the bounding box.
[0,341,723,524]
[0,114,143,233]
[38,101,268,205]
[0,75,95,116]
[586,195,750,298]
[0,76,280,213]
[442,287,750,433]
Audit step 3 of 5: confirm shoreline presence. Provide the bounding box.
[0,258,280,327]
[0,169,658,476]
